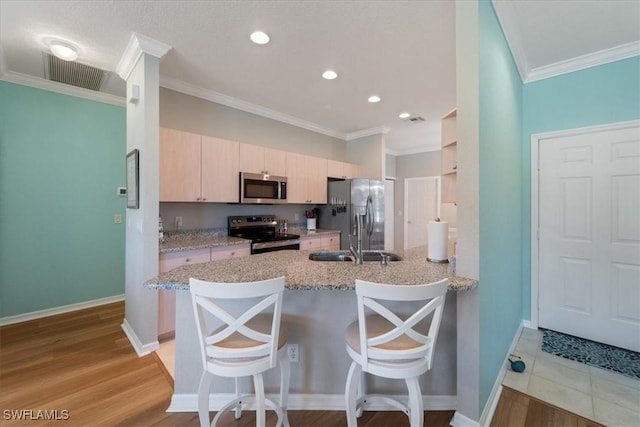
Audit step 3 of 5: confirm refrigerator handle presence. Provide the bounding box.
[366,195,374,236]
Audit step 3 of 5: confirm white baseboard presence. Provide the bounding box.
[0,294,125,326]
[450,411,480,427]
[167,393,457,413]
[121,318,159,357]
[522,319,535,330]
[478,320,526,427]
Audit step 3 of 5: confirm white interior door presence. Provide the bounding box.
[538,124,640,351]
[404,177,440,250]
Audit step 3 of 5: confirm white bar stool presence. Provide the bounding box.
[344,278,448,427]
[189,277,290,427]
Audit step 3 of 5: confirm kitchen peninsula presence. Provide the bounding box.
[146,247,477,411]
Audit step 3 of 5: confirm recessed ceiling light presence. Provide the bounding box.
[322,70,338,80]
[399,112,411,119]
[250,31,270,45]
[49,40,78,61]
[368,95,381,103]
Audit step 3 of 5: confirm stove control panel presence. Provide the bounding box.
[228,215,277,227]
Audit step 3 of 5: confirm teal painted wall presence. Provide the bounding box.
[522,56,640,319]
[0,81,126,317]
[478,0,523,408]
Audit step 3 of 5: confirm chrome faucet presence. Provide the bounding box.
[349,213,365,265]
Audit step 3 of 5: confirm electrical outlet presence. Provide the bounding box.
[287,344,299,363]
[176,216,183,229]
[114,214,122,224]
[294,213,299,221]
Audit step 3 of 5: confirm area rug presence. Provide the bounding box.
[541,328,640,380]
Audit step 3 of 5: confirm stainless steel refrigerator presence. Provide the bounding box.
[320,179,384,250]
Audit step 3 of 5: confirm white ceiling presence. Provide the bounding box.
[1,1,638,155]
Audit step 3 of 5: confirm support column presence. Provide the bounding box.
[116,33,171,355]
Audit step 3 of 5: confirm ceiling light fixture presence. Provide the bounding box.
[49,40,78,61]
[322,70,338,80]
[250,31,270,45]
[399,112,411,119]
[368,95,381,103]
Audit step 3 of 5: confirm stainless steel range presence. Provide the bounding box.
[228,215,300,254]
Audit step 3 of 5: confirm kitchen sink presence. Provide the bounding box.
[308,251,402,262]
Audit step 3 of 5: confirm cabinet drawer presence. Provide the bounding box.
[159,248,211,273]
[300,237,323,250]
[211,244,251,260]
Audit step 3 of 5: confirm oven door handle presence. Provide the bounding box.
[252,239,301,250]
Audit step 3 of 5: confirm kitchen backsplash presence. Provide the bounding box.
[159,202,321,231]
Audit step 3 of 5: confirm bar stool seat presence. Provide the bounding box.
[344,278,448,427]
[190,277,290,427]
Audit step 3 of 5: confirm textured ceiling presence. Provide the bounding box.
[1,1,638,154]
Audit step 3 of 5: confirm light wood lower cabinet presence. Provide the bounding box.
[300,232,340,251]
[157,244,250,338]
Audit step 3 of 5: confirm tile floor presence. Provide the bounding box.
[503,327,640,426]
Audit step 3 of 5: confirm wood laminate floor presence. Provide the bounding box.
[0,302,602,426]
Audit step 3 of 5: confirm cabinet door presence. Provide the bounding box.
[160,128,202,202]
[202,136,239,203]
[306,155,328,203]
[239,143,265,174]
[285,152,309,203]
[321,233,340,251]
[328,160,361,179]
[210,244,251,260]
[264,147,287,176]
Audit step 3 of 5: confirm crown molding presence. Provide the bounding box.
[345,126,390,141]
[526,41,640,82]
[116,32,172,81]
[491,0,529,83]
[160,75,346,140]
[0,70,125,107]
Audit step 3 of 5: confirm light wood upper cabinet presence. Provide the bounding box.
[202,136,239,203]
[160,128,202,202]
[286,152,328,204]
[441,108,457,204]
[327,160,361,179]
[160,128,239,203]
[239,143,287,176]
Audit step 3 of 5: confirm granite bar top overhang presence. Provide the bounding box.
[147,247,477,292]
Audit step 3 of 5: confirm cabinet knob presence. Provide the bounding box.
[185,258,191,262]
[231,252,235,256]
[202,198,206,201]
[196,197,201,201]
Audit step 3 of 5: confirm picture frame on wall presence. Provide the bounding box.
[126,149,139,209]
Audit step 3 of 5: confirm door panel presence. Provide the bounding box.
[539,124,640,351]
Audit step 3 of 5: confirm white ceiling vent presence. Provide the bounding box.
[407,116,425,123]
[43,53,107,91]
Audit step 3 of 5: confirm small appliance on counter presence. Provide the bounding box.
[228,215,300,254]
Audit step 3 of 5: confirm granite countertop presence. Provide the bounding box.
[146,246,477,292]
[160,236,250,253]
[159,228,340,253]
[290,228,340,238]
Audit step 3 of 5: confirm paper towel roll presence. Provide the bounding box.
[427,221,449,263]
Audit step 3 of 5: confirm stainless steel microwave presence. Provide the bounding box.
[240,172,287,204]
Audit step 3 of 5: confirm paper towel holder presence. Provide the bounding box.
[427,217,449,263]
